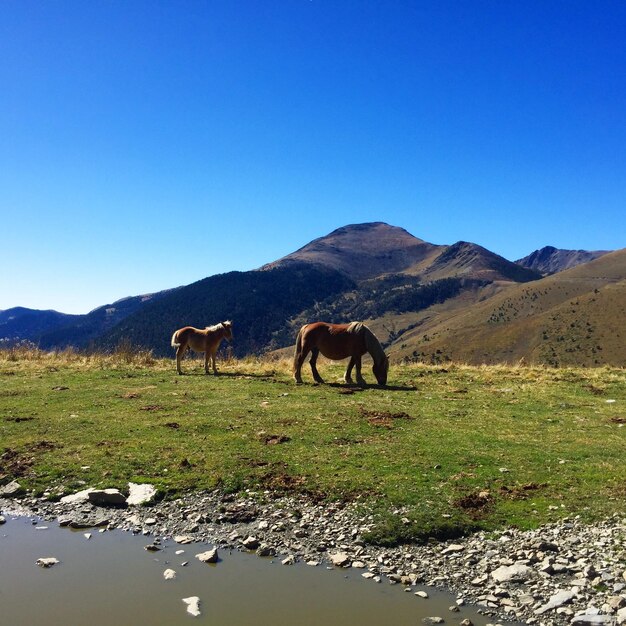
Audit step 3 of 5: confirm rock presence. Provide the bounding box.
[329,552,350,567]
[144,544,161,552]
[535,589,577,614]
[608,597,626,610]
[36,557,59,568]
[174,535,195,544]
[616,607,626,625]
[571,615,615,625]
[422,617,444,624]
[87,489,126,507]
[163,569,177,580]
[60,488,96,504]
[442,544,465,555]
[241,536,260,550]
[459,620,473,626]
[491,562,533,583]
[0,480,25,497]
[126,482,157,506]
[415,591,429,598]
[256,544,275,557]
[0,515,6,524]
[195,548,218,564]
[282,555,296,565]
[144,518,157,526]
[182,596,201,617]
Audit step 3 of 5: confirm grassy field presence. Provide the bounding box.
[1,347,625,544]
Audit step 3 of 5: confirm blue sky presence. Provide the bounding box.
[2,1,625,314]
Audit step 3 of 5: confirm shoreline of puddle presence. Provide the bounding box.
[0,512,512,626]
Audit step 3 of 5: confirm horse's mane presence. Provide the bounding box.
[205,322,225,332]
[346,321,364,334]
[348,322,386,366]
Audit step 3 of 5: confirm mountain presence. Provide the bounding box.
[1,290,178,349]
[0,307,80,344]
[266,222,540,283]
[97,264,354,357]
[262,222,440,281]
[516,246,611,275]
[98,223,541,357]
[389,248,626,366]
[4,221,620,366]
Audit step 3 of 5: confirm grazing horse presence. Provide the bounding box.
[293,321,389,386]
[171,321,233,375]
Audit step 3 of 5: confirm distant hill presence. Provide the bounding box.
[0,290,178,349]
[390,248,626,366]
[516,246,611,275]
[0,307,80,344]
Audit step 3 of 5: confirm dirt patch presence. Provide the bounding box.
[140,405,163,411]
[453,490,493,519]
[609,416,626,424]
[3,416,35,423]
[28,440,59,452]
[0,447,35,480]
[51,386,69,391]
[259,433,291,445]
[164,422,180,429]
[121,392,141,399]
[499,482,547,500]
[359,407,412,428]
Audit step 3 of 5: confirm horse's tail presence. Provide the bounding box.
[171,330,181,348]
[293,325,306,374]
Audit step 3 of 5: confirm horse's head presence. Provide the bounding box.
[373,354,389,386]
[222,320,233,341]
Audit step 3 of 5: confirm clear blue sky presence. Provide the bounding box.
[2,1,625,314]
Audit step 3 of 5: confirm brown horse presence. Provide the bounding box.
[171,321,233,375]
[293,321,389,386]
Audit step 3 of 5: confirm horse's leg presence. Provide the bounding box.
[293,343,310,384]
[344,357,356,384]
[212,350,218,375]
[204,350,210,375]
[355,356,366,386]
[176,344,187,375]
[309,348,325,384]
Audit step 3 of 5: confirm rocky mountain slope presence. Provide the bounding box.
[516,246,610,275]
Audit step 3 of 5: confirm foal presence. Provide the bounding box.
[171,321,233,375]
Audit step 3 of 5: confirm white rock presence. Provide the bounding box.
[491,562,532,583]
[534,589,577,614]
[415,591,429,598]
[36,557,59,568]
[616,607,626,625]
[83,533,92,540]
[195,548,218,564]
[0,515,5,524]
[60,488,95,504]
[126,482,157,506]
[330,552,350,567]
[282,555,296,565]
[163,569,177,580]
[571,616,615,625]
[182,596,201,617]
[174,535,194,544]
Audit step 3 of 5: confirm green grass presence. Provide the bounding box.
[1,347,625,544]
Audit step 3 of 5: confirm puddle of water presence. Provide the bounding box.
[0,515,508,625]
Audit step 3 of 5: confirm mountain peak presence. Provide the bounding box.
[517,246,611,275]
[262,222,436,281]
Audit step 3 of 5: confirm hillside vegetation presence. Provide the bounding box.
[1,348,624,543]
